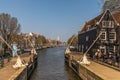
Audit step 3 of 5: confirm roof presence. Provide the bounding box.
[113,11,120,25]
[80,13,103,33]
[80,10,120,33]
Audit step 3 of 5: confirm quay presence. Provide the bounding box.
[65,52,120,80]
[0,53,38,80]
[66,2,120,79]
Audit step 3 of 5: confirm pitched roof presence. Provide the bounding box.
[113,11,120,25]
[80,10,120,33]
[80,13,103,33]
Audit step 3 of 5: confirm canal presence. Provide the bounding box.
[30,47,81,80]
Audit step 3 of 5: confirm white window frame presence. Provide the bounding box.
[109,32,116,41]
[100,32,107,40]
[102,21,106,28]
[110,21,114,28]
[114,46,116,53]
[87,25,90,31]
[100,46,106,54]
[102,21,114,28]
[86,36,89,41]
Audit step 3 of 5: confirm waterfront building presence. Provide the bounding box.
[78,9,120,60]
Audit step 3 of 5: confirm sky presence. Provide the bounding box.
[0,0,102,42]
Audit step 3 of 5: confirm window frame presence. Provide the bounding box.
[86,36,89,41]
[100,46,106,54]
[109,46,115,53]
[100,31,107,40]
[109,32,116,41]
[102,21,114,28]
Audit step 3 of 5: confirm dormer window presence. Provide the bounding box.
[102,21,114,28]
[87,25,90,31]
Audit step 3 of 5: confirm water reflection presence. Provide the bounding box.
[30,47,81,80]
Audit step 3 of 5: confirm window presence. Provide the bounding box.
[86,46,88,50]
[102,21,114,28]
[102,21,106,28]
[109,32,116,40]
[87,25,90,31]
[82,45,84,52]
[109,21,114,28]
[100,46,106,54]
[86,36,89,41]
[100,32,106,40]
[82,45,84,49]
[109,46,115,53]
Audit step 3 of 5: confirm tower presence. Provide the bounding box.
[57,36,60,41]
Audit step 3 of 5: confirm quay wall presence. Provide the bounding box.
[9,67,27,80]
[65,53,103,80]
[9,55,38,80]
[79,64,102,80]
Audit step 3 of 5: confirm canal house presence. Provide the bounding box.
[78,9,120,59]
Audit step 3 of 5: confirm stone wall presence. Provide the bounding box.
[79,64,102,80]
[65,53,103,80]
[8,55,38,80]
[9,67,27,80]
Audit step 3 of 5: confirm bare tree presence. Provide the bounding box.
[0,13,21,44]
[0,13,21,56]
[67,35,78,45]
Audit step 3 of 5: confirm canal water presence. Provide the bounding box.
[30,47,81,80]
